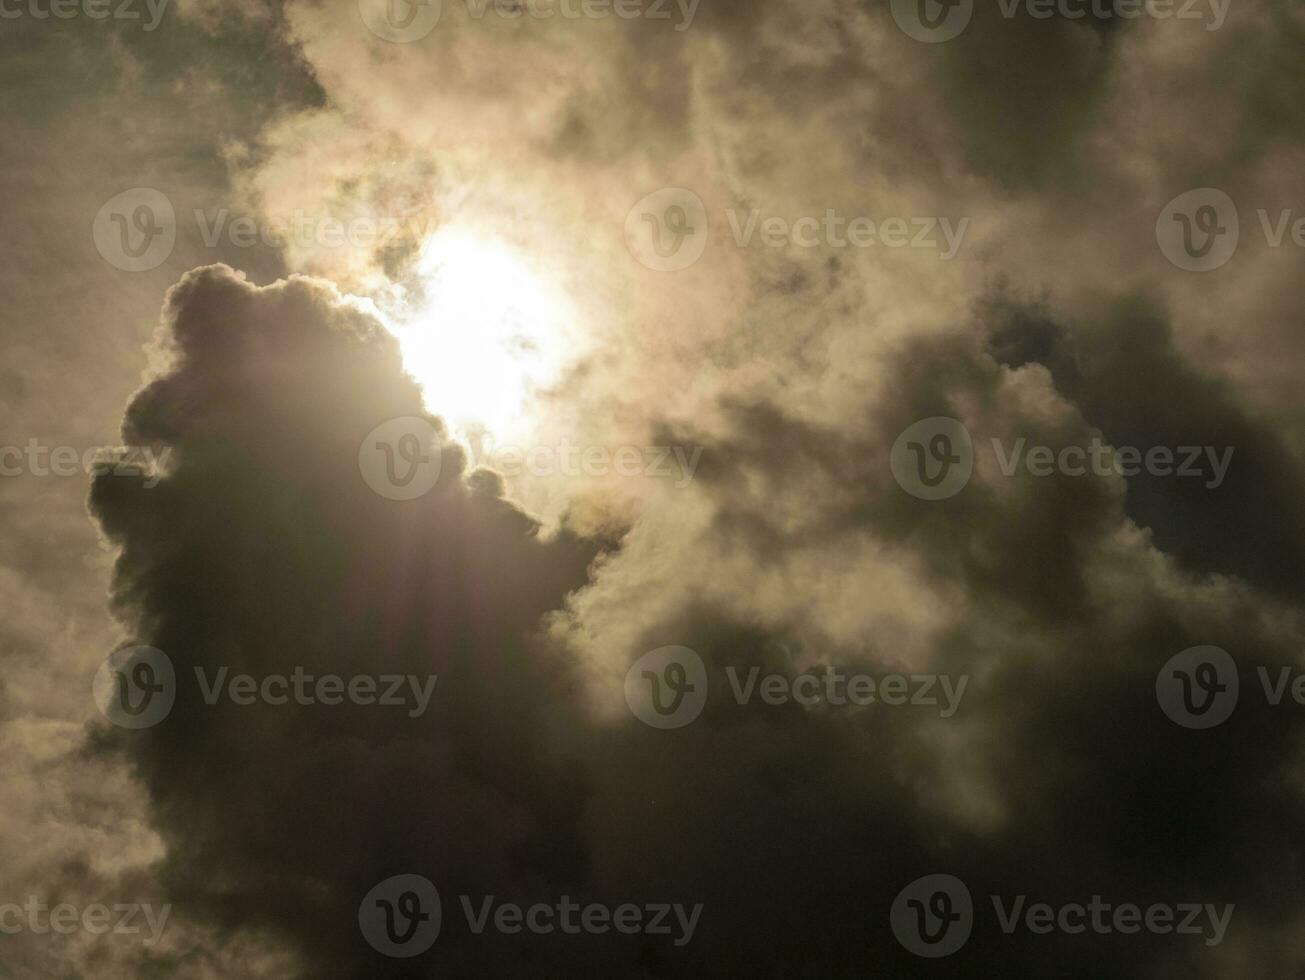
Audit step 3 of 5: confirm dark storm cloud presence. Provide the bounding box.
[88,269,1305,977]
[90,266,606,977]
[599,0,1121,189]
[615,326,1305,977]
[928,5,1120,189]
[983,289,1305,602]
[676,330,1114,620]
[0,0,1291,972]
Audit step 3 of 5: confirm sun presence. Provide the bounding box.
[393,228,578,438]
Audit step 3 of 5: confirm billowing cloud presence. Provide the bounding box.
[81,255,1305,977]
[4,0,1305,974]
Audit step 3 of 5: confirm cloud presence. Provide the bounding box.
[80,262,1305,978]
[89,265,611,976]
[0,0,1301,973]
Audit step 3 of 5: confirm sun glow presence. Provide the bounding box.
[395,229,578,438]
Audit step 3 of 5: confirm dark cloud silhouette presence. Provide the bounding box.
[2,0,1303,973]
[90,266,608,977]
[87,268,1305,977]
[984,290,1305,600]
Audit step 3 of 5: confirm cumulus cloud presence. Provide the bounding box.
[81,244,1305,979]
[3,0,1304,974]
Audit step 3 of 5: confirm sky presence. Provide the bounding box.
[3,0,1305,976]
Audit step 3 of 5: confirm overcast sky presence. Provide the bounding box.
[3,0,1305,976]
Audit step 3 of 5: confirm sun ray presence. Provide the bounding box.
[393,228,579,440]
